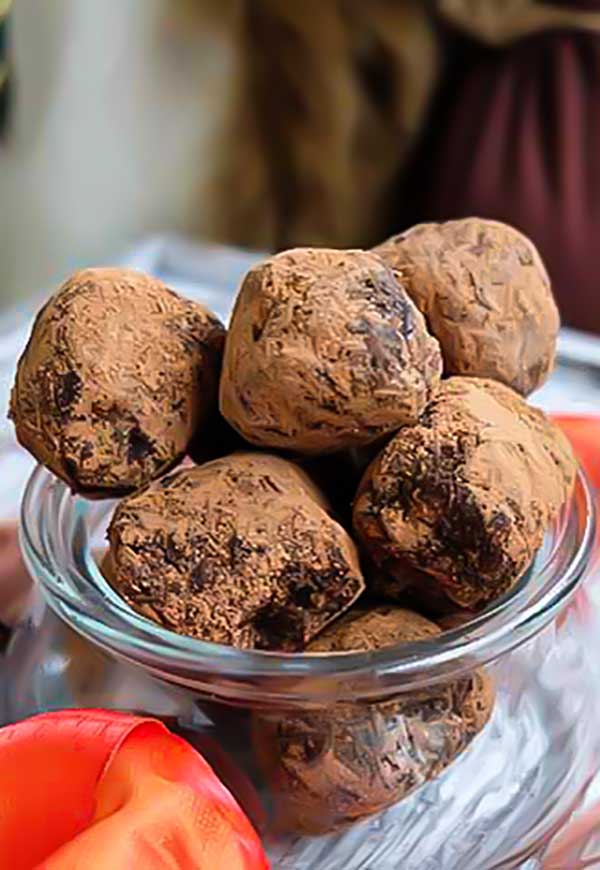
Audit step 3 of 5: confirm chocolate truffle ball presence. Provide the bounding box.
[10,268,225,496]
[106,452,365,650]
[253,606,493,834]
[220,248,442,454]
[374,218,559,395]
[354,378,576,609]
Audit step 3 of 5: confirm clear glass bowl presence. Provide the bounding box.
[3,463,597,869]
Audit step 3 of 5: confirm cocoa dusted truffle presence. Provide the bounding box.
[354,378,576,609]
[106,452,365,650]
[10,268,225,496]
[253,606,493,834]
[374,218,559,395]
[220,248,442,454]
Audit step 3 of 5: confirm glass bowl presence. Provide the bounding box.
[3,463,597,869]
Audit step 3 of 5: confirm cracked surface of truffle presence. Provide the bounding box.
[374,218,559,395]
[106,452,365,650]
[10,268,225,495]
[354,378,576,609]
[253,606,493,834]
[220,248,442,453]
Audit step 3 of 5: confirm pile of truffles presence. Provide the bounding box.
[10,218,576,835]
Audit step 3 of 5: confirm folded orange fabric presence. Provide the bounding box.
[0,709,268,870]
[552,415,600,626]
[553,415,600,491]
[553,414,600,567]
[544,417,600,870]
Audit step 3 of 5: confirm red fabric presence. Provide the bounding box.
[0,710,268,870]
[414,26,600,333]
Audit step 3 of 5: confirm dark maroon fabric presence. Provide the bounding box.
[405,26,600,334]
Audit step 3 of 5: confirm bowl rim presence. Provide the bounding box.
[19,463,597,703]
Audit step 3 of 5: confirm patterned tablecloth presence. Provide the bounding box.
[1,235,599,868]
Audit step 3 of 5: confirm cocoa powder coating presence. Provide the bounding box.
[106,452,365,650]
[253,606,494,834]
[220,248,442,453]
[354,377,576,609]
[10,268,225,495]
[374,218,559,395]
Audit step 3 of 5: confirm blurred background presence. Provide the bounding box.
[1,0,600,332]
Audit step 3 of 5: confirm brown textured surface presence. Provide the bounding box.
[220,248,442,453]
[374,218,559,395]
[9,268,225,495]
[253,606,494,834]
[354,377,576,609]
[186,411,248,466]
[299,442,388,529]
[366,557,465,618]
[308,604,439,650]
[0,524,32,630]
[106,452,365,650]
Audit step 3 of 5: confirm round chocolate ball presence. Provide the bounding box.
[106,452,365,650]
[220,248,442,454]
[253,606,494,834]
[353,377,576,609]
[10,268,225,495]
[374,218,559,395]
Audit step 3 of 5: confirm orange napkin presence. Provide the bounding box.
[0,709,268,870]
[543,417,600,867]
[554,414,600,578]
[553,415,600,491]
